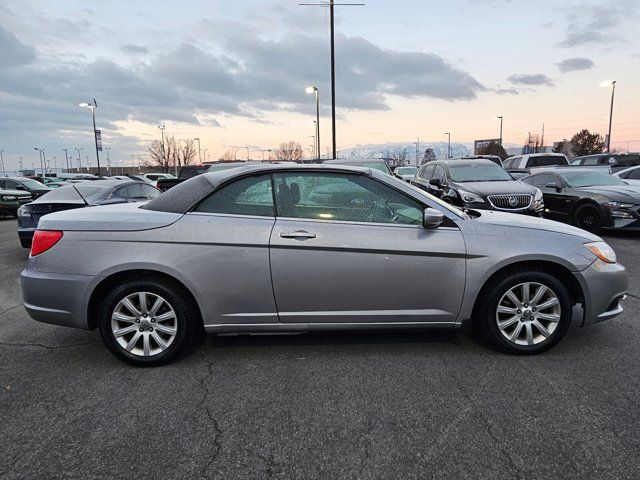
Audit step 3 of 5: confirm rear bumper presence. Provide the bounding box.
[18,228,35,247]
[21,267,97,330]
[577,260,628,326]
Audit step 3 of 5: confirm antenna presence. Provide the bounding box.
[300,0,365,159]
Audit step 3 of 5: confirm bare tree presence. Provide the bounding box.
[276,141,303,161]
[219,150,236,161]
[147,136,197,173]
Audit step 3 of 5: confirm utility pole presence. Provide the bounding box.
[496,116,503,146]
[75,147,83,172]
[0,150,5,177]
[444,133,451,159]
[63,148,70,172]
[34,148,45,177]
[541,123,545,152]
[300,0,365,159]
[246,146,250,161]
[105,147,111,175]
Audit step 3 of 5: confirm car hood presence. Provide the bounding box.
[453,180,535,195]
[574,185,640,202]
[471,210,600,241]
[37,202,183,231]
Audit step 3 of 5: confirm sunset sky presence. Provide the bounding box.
[1,0,639,170]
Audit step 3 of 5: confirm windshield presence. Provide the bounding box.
[561,171,627,187]
[449,163,513,182]
[340,161,391,174]
[396,167,418,175]
[20,178,49,189]
[404,181,466,218]
[206,163,247,173]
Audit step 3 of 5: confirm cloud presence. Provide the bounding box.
[121,44,149,55]
[557,57,594,73]
[507,74,554,86]
[495,88,519,95]
[0,23,35,67]
[559,1,638,47]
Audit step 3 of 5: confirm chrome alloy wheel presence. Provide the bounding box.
[111,292,178,357]
[495,282,561,346]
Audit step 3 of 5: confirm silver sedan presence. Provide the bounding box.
[21,164,628,366]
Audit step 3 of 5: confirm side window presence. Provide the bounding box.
[570,159,582,165]
[141,185,161,199]
[272,173,423,226]
[504,157,520,169]
[527,174,557,188]
[6,180,19,189]
[421,165,435,180]
[0,180,5,188]
[432,165,445,183]
[195,174,274,217]
[628,169,640,180]
[117,184,147,199]
[616,155,640,168]
[528,156,566,168]
[583,156,600,166]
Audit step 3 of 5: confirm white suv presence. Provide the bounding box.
[503,153,568,177]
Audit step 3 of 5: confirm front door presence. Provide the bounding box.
[268,171,466,325]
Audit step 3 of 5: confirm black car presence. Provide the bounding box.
[411,159,544,216]
[0,177,51,199]
[570,153,640,173]
[17,180,160,247]
[521,167,640,232]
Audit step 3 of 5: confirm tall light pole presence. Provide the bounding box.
[414,137,420,166]
[309,135,316,162]
[0,149,5,177]
[105,147,111,175]
[496,116,503,146]
[444,133,451,159]
[306,86,320,162]
[62,148,70,172]
[33,148,45,176]
[301,1,365,159]
[194,137,202,163]
[600,80,617,152]
[78,99,101,176]
[75,147,83,172]
[246,146,250,161]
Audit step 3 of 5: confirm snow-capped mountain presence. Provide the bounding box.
[337,142,471,163]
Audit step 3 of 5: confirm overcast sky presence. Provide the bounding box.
[1,0,639,169]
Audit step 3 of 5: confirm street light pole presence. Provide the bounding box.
[496,116,503,146]
[105,147,111,175]
[444,133,451,159]
[306,86,321,162]
[195,138,202,163]
[75,147,83,172]
[63,149,70,172]
[605,81,617,152]
[33,148,45,177]
[78,99,101,175]
[246,146,250,161]
[0,149,5,177]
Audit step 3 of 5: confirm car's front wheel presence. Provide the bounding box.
[98,278,202,366]
[477,270,572,354]
[572,203,603,233]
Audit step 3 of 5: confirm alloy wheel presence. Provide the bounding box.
[111,292,178,357]
[495,282,561,346]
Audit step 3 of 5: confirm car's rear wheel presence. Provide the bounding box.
[477,270,572,354]
[572,203,602,233]
[99,278,202,366]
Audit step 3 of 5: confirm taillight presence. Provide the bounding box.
[30,230,63,257]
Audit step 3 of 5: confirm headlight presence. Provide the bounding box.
[458,189,485,204]
[585,242,617,264]
[534,188,543,203]
[2,195,17,201]
[604,201,634,209]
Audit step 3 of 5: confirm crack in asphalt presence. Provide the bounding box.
[0,304,22,317]
[0,340,99,352]
[478,415,524,480]
[196,361,224,479]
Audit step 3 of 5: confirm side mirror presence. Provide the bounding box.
[545,182,561,190]
[423,208,444,229]
[429,178,442,188]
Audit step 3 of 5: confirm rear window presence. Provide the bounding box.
[179,166,209,178]
[35,184,107,202]
[526,155,568,168]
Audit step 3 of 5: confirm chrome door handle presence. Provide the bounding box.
[280,230,316,239]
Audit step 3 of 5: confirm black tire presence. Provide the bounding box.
[98,277,203,367]
[476,270,572,355]
[572,203,603,233]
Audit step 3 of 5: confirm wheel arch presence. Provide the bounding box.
[469,260,585,326]
[568,198,604,220]
[87,269,203,330]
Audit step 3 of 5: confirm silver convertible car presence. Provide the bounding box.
[22,164,627,366]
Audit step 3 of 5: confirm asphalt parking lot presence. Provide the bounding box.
[0,218,638,480]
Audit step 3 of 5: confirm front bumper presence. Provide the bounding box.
[0,202,20,216]
[21,267,98,330]
[576,259,628,326]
